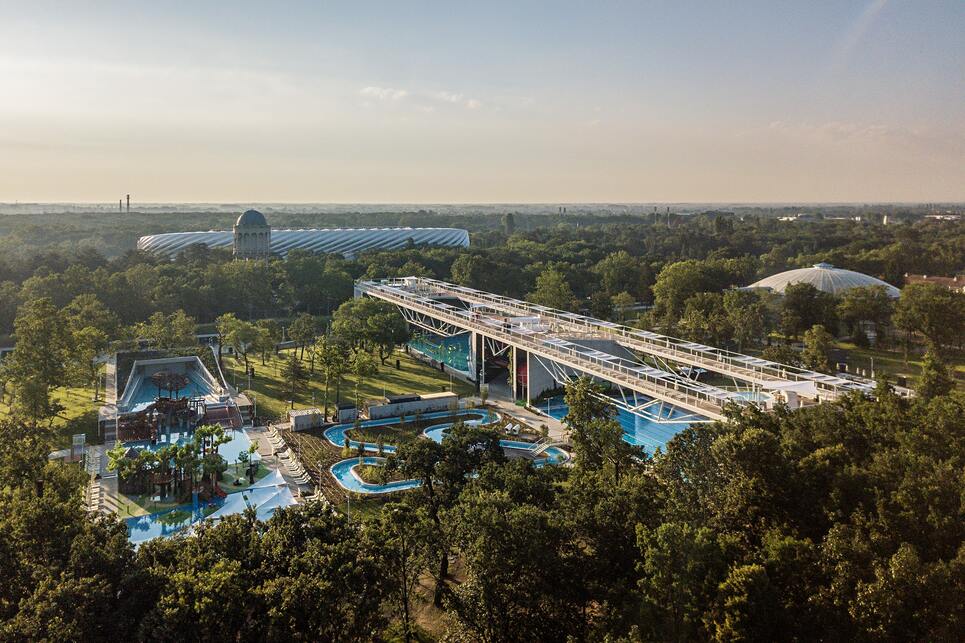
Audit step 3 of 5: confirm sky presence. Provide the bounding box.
[0,1,962,203]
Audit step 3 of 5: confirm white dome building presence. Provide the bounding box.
[748,263,900,298]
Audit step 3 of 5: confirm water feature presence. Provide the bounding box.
[328,408,569,494]
[323,408,499,453]
[329,457,422,494]
[125,428,260,466]
[539,395,703,455]
[408,331,473,374]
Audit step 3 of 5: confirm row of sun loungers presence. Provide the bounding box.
[84,476,105,513]
[267,426,312,485]
[265,424,288,453]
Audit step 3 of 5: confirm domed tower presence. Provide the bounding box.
[232,209,271,260]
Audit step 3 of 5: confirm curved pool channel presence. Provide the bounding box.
[327,409,569,494]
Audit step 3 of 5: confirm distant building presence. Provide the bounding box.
[747,263,900,298]
[904,273,965,294]
[233,209,271,260]
[137,209,470,259]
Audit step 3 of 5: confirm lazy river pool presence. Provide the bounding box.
[327,408,569,494]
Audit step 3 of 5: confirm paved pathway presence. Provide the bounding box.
[468,386,569,443]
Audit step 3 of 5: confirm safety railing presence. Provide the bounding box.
[358,280,738,420]
[365,277,882,400]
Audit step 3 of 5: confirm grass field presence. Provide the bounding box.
[833,342,965,388]
[221,347,475,422]
[0,381,103,448]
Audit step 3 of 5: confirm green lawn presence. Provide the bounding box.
[833,342,965,389]
[221,348,475,422]
[217,462,272,494]
[0,382,103,447]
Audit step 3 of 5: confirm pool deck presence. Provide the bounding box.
[91,425,309,519]
[479,387,569,443]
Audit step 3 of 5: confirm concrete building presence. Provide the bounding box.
[232,209,271,259]
[904,273,965,294]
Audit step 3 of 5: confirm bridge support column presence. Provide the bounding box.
[526,352,557,405]
[471,331,482,392]
[510,346,518,401]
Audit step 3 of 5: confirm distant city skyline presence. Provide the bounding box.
[1,1,962,203]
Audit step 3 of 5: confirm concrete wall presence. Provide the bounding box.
[526,352,558,402]
[524,338,640,403]
[367,393,459,419]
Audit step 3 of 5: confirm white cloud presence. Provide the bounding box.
[431,90,464,103]
[359,86,408,101]
[429,90,481,109]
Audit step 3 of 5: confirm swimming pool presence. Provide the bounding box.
[126,372,214,407]
[329,457,423,494]
[409,332,473,373]
[328,409,569,494]
[423,424,569,466]
[126,428,260,465]
[539,396,702,455]
[323,408,499,454]
[126,502,206,544]
[126,470,294,544]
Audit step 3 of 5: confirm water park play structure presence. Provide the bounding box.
[327,408,570,494]
[99,355,241,444]
[126,469,296,545]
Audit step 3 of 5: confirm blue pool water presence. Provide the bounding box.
[126,470,294,544]
[328,409,569,494]
[323,408,499,454]
[126,502,212,544]
[126,428,260,465]
[126,371,216,408]
[409,332,472,373]
[423,425,568,466]
[540,396,701,455]
[330,457,423,494]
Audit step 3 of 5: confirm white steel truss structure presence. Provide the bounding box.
[529,354,711,425]
[358,277,906,402]
[399,307,466,337]
[358,279,762,421]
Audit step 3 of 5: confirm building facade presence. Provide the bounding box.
[232,209,272,259]
[137,210,470,259]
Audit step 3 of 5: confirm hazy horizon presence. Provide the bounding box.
[2,1,963,203]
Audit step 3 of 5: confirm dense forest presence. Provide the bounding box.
[2,212,963,336]
[1,376,962,640]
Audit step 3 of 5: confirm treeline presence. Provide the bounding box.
[1,377,962,641]
[2,216,963,339]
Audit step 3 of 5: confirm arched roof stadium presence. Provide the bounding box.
[747,263,900,298]
[137,227,470,259]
